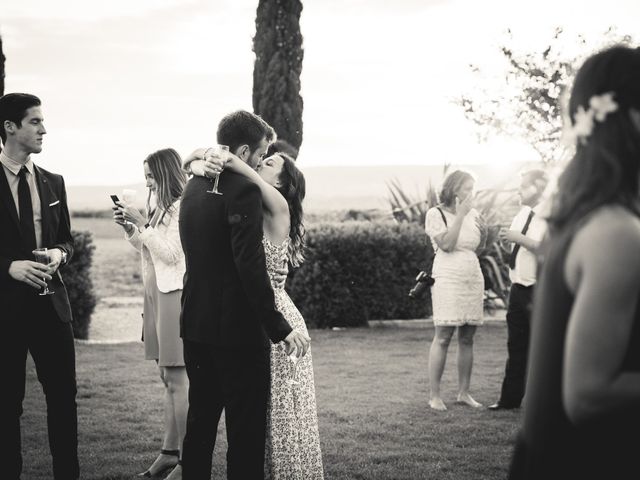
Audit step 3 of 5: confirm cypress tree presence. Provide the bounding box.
[252,0,304,150]
[0,34,5,96]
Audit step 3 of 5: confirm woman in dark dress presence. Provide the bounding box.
[508,45,640,480]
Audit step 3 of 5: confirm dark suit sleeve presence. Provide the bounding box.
[51,175,74,264]
[0,256,11,284]
[227,182,292,343]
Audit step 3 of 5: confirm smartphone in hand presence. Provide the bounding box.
[110,195,120,205]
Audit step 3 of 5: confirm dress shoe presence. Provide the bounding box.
[487,402,519,411]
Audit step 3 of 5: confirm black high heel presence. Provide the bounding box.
[164,459,182,480]
[137,449,180,478]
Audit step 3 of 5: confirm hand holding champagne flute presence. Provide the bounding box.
[33,248,54,295]
[204,145,229,194]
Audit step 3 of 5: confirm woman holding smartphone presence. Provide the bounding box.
[113,148,187,480]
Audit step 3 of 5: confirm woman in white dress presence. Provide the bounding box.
[424,170,485,411]
[184,148,324,479]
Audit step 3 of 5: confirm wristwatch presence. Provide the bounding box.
[59,248,68,265]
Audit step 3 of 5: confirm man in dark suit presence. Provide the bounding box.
[179,110,310,479]
[0,93,78,479]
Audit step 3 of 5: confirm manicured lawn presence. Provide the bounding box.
[21,324,520,479]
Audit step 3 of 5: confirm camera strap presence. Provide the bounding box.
[436,207,447,227]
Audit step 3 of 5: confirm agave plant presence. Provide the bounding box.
[387,164,449,224]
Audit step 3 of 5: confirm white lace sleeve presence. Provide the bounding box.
[425,207,448,239]
[139,204,183,266]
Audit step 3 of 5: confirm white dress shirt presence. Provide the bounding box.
[1,151,43,248]
[509,204,547,287]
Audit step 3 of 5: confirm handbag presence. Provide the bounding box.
[408,207,447,298]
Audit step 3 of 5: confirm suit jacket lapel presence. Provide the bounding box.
[35,165,54,246]
[0,165,20,231]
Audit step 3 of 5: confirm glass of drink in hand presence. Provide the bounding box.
[288,352,300,386]
[204,145,229,195]
[121,189,137,224]
[33,248,54,296]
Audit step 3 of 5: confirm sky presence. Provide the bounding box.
[2,0,639,185]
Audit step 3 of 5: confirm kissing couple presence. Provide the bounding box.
[179,110,324,479]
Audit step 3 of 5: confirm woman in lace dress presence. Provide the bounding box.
[424,170,485,411]
[185,149,324,479]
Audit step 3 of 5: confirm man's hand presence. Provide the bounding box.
[283,330,311,359]
[500,228,522,244]
[9,260,51,289]
[43,248,63,274]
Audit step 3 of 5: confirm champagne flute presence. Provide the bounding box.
[33,248,54,296]
[205,145,229,195]
[288,353,300,386]
[121,189,137,225]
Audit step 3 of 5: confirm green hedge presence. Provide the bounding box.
[65,230,98,339]
[287,221,433,328]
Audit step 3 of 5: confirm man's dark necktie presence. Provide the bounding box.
[508,209,535,270]
[18,166,37,253]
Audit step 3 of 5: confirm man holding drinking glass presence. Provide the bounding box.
[0,93,77,480]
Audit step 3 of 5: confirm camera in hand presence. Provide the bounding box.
[408,270,434,298]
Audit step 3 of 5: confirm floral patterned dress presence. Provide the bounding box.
[263,236,324,480]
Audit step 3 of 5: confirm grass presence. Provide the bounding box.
[73,217,143,298]
[51,217,519,478]
[22,324,519,480]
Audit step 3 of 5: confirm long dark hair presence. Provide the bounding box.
[144,148,187,225]
[274,152,306,267]
[549,45,640,233]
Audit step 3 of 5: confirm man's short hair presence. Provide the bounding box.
[520,168,549,189]
[0,93,42,144]
[216,110,276,154]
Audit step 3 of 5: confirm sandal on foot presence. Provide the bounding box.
[137,449,180,478]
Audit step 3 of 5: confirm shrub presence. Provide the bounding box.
[64,230,98,339]
[287,221,432,328]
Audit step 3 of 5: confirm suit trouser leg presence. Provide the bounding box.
[181,340,269,480]
[499,284,533,407]
[221,346,270,480]
[182,339,225,479]
[3,324,28,480]
[28,296,79,480]
[1,295,78,480]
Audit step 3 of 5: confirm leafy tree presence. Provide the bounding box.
[252,0,304,150]
[457,28,634,164]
